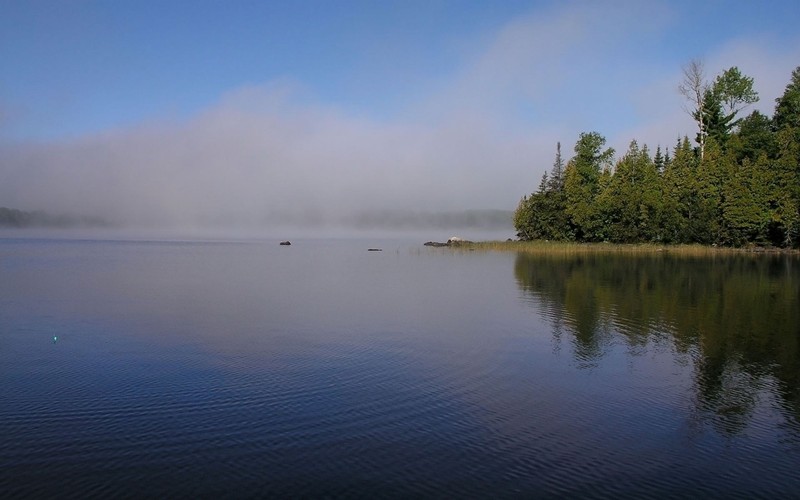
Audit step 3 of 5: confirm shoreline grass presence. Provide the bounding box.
[459,240,800,257]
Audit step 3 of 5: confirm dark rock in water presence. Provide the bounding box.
[279,241,291,246]
[424,241,449,247]
[367,248,383,252]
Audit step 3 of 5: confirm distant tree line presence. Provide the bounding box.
[514,64,800,248]
[0,206,109,228]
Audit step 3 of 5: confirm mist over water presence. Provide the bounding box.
[0,214,516,245]
[0,84,535,231]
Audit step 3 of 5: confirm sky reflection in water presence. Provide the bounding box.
[1,238,798,497]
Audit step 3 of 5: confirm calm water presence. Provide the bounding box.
[1,236,799,498]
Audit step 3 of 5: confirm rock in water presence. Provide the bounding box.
[279,241,291,246]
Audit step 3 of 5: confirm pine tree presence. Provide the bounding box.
[564,132,615,241]
[597,141,661,242]
[721,157,770,246]
[661,137,699,242]
[654,146,665,173]
[695,139,736,244]
[547,142,565,192]
[773,67,800,247]
[773,66,800,130]
[543,142,571,240]
[729,111,776,162]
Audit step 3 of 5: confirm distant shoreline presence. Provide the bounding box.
[0,206,110,229]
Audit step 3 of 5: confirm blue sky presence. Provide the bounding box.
[2,0,533,139]
[1,0,799,227]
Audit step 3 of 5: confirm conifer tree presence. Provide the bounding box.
[773,67,800,246]
[564,132,615,241]
[661,137,699,242]
[654,146,665,173]
[773,67,800,130]
[512,65,800,247]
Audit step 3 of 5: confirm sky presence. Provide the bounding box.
[1,0,799,229]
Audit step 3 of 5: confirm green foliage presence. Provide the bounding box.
[514,67,800,248]
[713,66,759,119]
[661,137,699,243]
[513,143,573,241]
[653,146,665,173]
[694,67,758,151]
[513,195,536,240]
[596,142,662,243]
[696,88,734,147]
[773,67,800,130]
[728,111,776,163]
[771,68,800,246]
[693,138,731,244]
[720,156,771,245]
[688,65,759,154]
[563,132,615,241]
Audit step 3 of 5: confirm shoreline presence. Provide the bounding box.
[455,240,800,256]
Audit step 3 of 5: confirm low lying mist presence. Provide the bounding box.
[1,204,515,243]
[0,83,542,238]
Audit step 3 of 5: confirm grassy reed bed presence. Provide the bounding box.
[459,240,800,257]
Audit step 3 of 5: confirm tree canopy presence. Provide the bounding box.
[515,66,800,248]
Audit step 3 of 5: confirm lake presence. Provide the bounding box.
[1,236,799,498]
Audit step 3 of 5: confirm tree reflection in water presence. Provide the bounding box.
[514,252,800,436]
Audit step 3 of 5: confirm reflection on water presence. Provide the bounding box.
[514,253,800,436]
[2,237,800,497]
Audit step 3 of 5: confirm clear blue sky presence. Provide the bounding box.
[1,0,799,225]
[3,0,797,141]
[1,0,533,139]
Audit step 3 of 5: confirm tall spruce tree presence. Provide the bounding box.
[661,137,700,242]
[773,66,800,130]
[564,132,615,241]
[547,142,565,192]
[513,142,572,241]
[654,146,665,173]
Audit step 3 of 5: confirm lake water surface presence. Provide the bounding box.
[1,236,799,498]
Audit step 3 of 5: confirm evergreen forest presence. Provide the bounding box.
[514,64,800,248]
